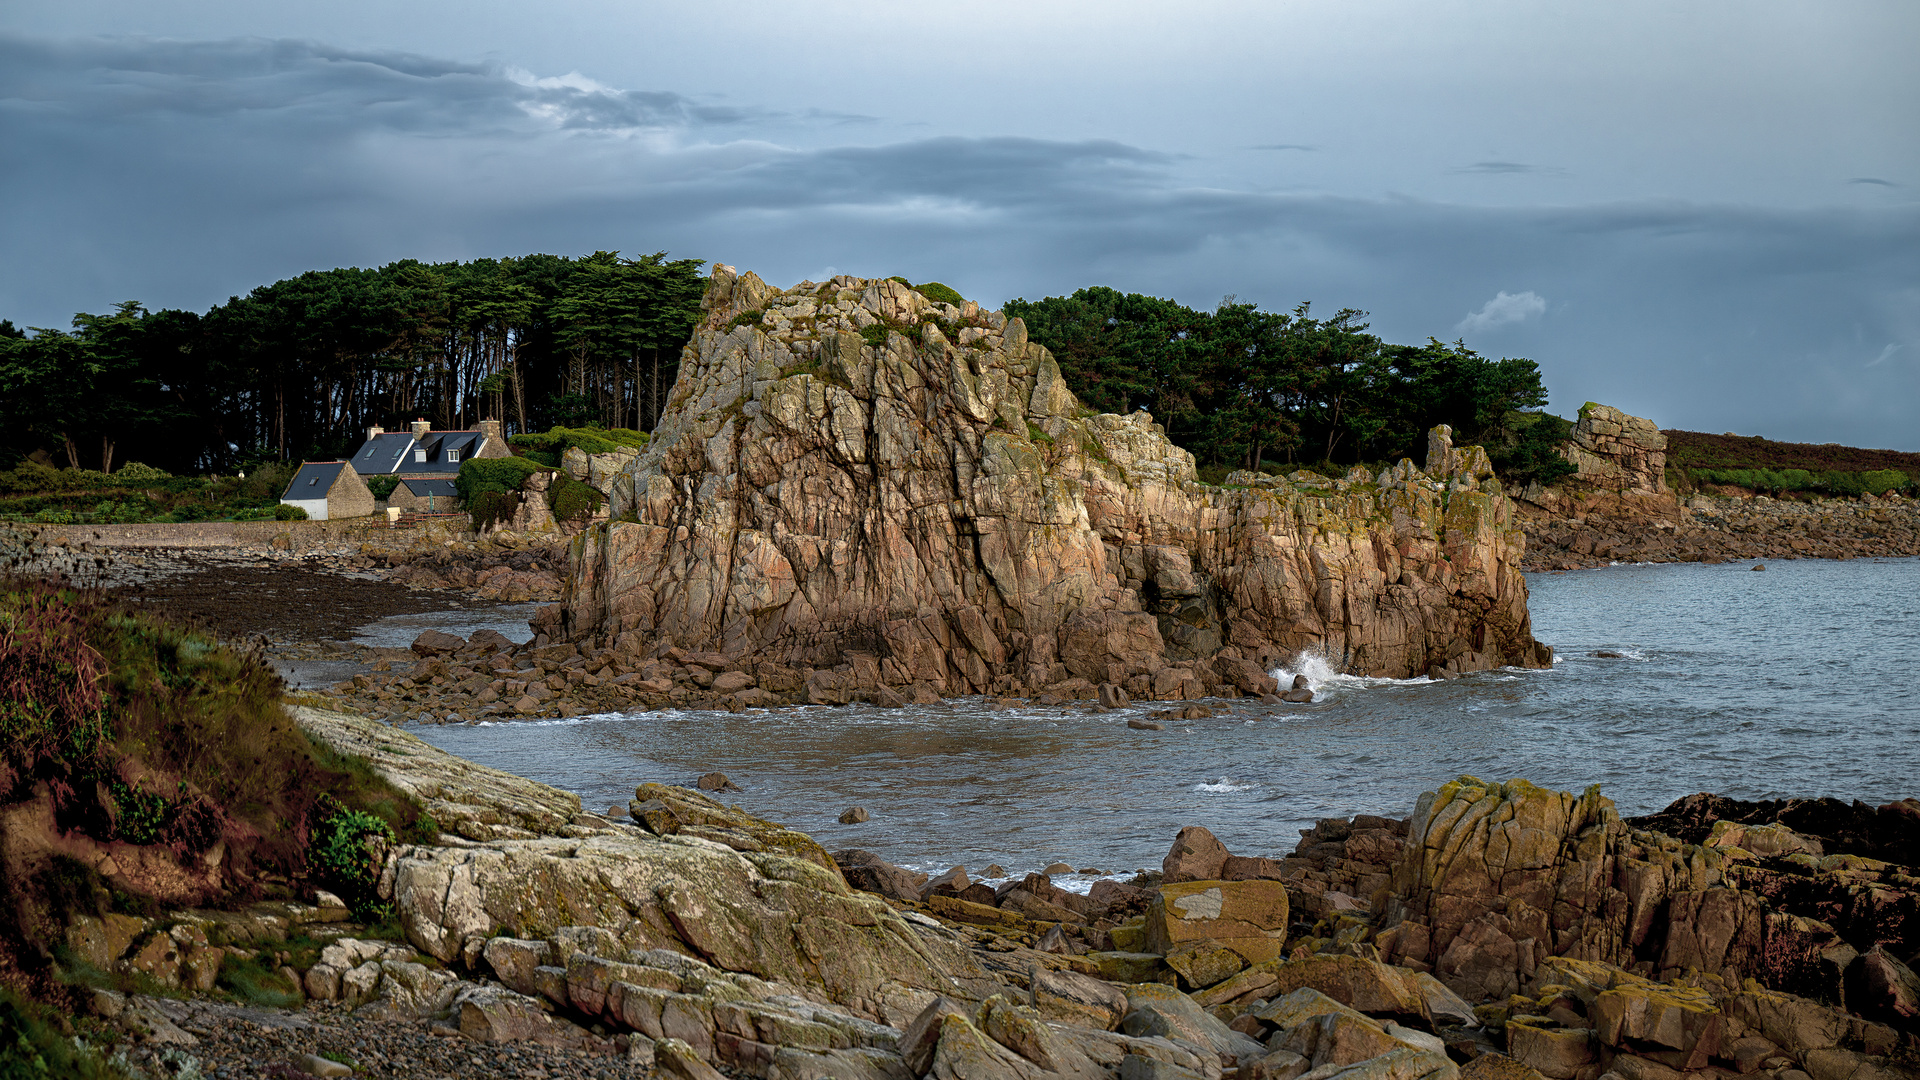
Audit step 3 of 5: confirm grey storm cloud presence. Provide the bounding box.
[2,32,1917,448]
[0,34,752,135]
[1455,161,1567,177]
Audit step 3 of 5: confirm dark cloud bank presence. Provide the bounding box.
[3,33,1915,448]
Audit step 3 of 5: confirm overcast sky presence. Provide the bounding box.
[3,1,1916,447]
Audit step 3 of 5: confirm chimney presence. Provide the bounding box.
[477,418,504,448]
[411,418,431,440]
[366,424,385,442]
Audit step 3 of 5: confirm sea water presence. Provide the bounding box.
[413,557,1920,882]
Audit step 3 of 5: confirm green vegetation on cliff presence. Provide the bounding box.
[1006,286,1566,483]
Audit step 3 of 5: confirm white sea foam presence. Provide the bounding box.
[1194,778,1254,793]
[475,711,632,728]
[1270,646,1430,694]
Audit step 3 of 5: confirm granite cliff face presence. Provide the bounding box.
[1559,404,1668,496]
[563,267,1550,691]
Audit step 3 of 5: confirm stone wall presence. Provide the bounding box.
[1560,403,1667,494]
[563,267,1550,686]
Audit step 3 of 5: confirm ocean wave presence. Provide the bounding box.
[1194,778,1254,793]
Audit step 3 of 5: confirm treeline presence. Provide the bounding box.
[3,258,1581,487]
[1006,287,1575,484]
[0,251,705,474]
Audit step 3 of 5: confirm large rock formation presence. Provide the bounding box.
[1559,404,1667,496]
[564,268,1549,686]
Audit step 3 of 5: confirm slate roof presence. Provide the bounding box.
[352,430,485,474]
[398,478,460,500]
[352,433,416,475]
[406,431,483,473]
[284,462,346,499]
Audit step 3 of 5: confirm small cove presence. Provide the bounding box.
[411,556,1920,881]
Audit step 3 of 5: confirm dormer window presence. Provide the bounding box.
[414,449,427,462]
[446,449,459,463]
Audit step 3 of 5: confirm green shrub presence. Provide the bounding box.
[548,474,605,522]
[109,462,169,484]
[913,282,965,307]
[455,456,547,503]
[365,475,401,500]
[310,794,395,919]
[31,508,74,524]
[89,500,151,524]
[273,503,307,521]
[508,426,648,458]
[467,489,520,531]
[0,462,65,495]
[1690,466,1912,498]
[858,322,893,348]
[229,507,275,522]
[728,309,764,330]
[108,782,172,845]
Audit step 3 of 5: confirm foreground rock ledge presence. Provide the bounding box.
[563,267,1550,691]
[119,706,1898,1080]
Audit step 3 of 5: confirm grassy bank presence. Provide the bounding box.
[0,579,433,1072]
[1664,429,1920,498]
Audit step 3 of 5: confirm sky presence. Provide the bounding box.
[3,1,1916,448]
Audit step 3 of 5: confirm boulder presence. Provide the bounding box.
[838,806,871,824]
[469,628,516,650]
[1244,955,1432,1023]
[921,865,969,899]
[411,629,468,656]
[1844,947,1920,1032]
[482,937,556,997]
[1031,966,1130,1030]
[1144,879,1290,967]
[453,985,564,1043]
[1163,826,1230,884]
[1590,983,1724,1070]
[1119,983,1266,1064]
[1505,1021,1593,1079]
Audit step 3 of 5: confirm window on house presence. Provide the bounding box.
[308,477,318,485]
[414,449,427,462]
[446,449,459,463]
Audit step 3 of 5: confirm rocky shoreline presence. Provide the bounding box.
[68,704,1919,1080]
[1518,493,1920,572]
